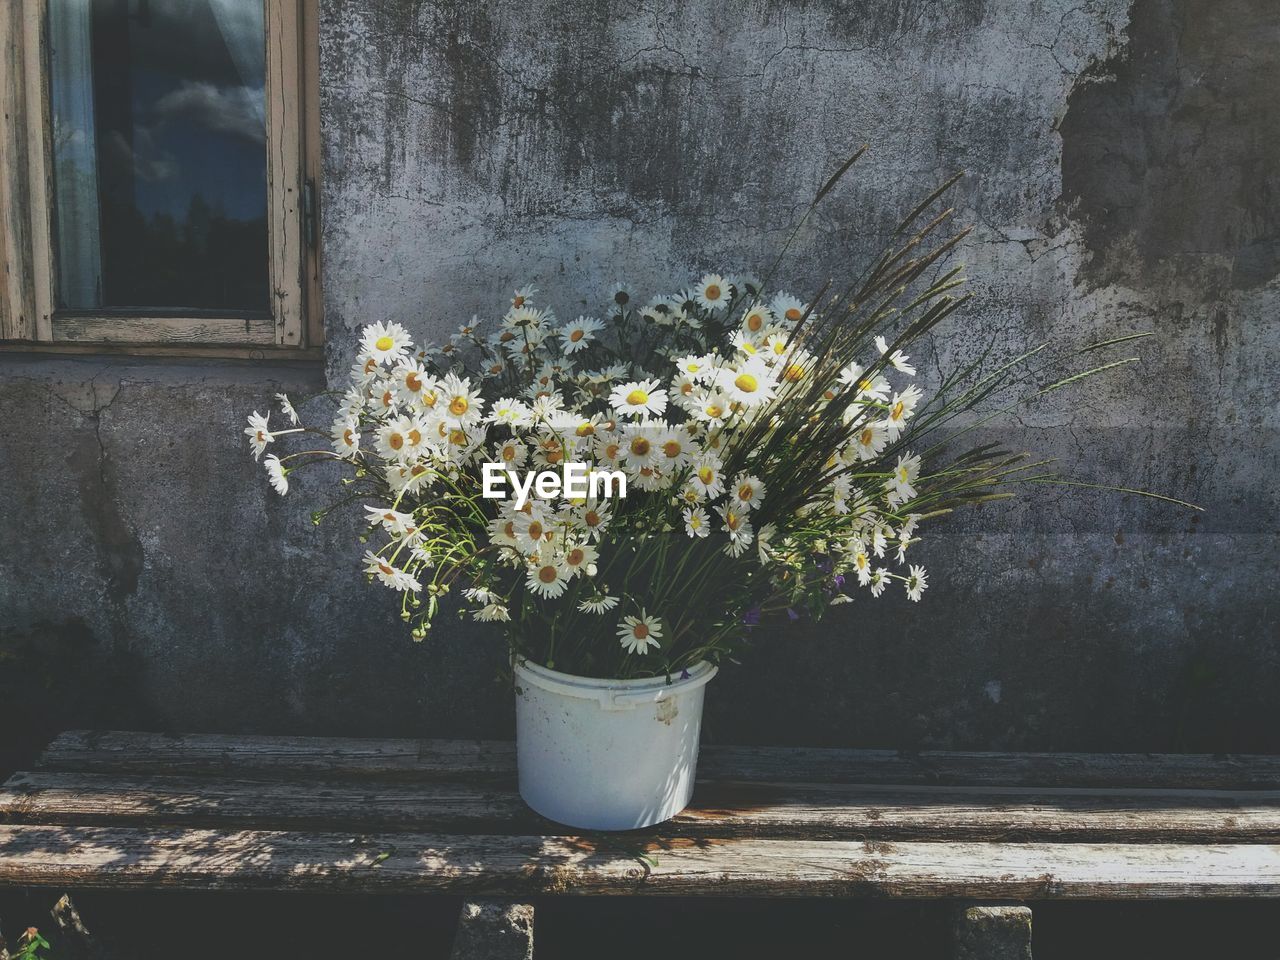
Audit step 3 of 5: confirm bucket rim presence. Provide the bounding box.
[514,657,717,700]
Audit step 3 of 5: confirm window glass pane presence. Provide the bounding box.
[48,0,269,314]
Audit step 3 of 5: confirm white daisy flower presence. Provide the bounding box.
[718,357,776,406]
[578,502,611,541]
[526,558,570,598]
[510,284,537,309]
[514,511,553,553]
[621,423,661,467]
[691,391,732,426]
[561,541,598,577]
[656,427,696,467]
[689,454,726,499]
[884,385,923,439]
[889,453,921,502]
[683,505,710,538]
[875,335,917,375]
[905,564,928,602]
[718,503,753,548]
[441,373,485,427]
[360,321,412,365]
[851,420,889,460]
[274,393,299,425]
[740,303,774,337]
[731,474,765,511]
[869,567,889,598]
[362,550,421,592]
[559,316,604,354]
[391,360,436,408]
[364,506,418,537]
[695,273,730,311]
[578,593,619,614]
[263,454,288,495]
[617,610,663,655]
[493,438,529,469]
[244,411,273,460]
[350,353,382,385]
[331,416,360,458]
[609,378,668,419]
[771,293,806,324]
[488,396,531,427]
[673,353,716,382]
[475,602,511,622]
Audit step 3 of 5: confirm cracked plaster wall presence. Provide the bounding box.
[2,0,1276,751]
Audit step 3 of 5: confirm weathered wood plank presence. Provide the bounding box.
[4,771,1280,843]
[0,825,1276,898]
[37,731,1280,790]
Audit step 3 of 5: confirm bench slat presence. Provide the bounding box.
[1,825,1276,898]
[37,731,1280,789]
[5,771,1280,842]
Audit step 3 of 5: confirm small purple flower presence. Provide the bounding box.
[833,574,846,589]
[680,668,691,680]
[742,607,762,627]
[786,607,800,622]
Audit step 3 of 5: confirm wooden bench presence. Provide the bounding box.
[2,731,1278,958]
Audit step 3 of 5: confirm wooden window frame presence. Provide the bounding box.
[0,0,322,359]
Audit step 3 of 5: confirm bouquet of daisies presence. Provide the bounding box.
[243,164,1185,680]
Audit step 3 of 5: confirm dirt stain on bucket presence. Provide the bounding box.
[655,697,679,725]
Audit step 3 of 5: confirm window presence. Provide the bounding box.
[0,0,320,354]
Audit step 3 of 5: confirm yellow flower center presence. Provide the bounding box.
[449,396,469,416]
[388,433,404,450]
[697,466,715,484]
[898,467,910,482]
[500,330,515,342]
[892,400,905,419]
[741,342,758,355]
[706,404,723,418]
[407,429,422,445]
[502,445,517,461]
[567,548,585,566]
[513,295,526,307]
[343,428,355,445]
[375,336,394,352]
[662,440,681,458]
[738,483,754,501]
[704,284,721,301]
[576,422,595,437]
[585,510,601,527]
[410,464,428,477]
[381,391,394,407]
[686,362,700,373]
[856,553,867,569]
[570,329,585,342]
[378,562,394,575]
[405,372,422,391]
[726,512,741,531]
[626,389,649,406]
[363,357,378,373]
[860,427,874,446]
[784,364,804,382]
[746,313,763,331]
[630,437,651,456]
[527,521,543,541]
[680,382,693,395]
[538,565,558,584]
[422,390,438,407]
[605,443,621,460]
[734,373,759,393]
[689,515,702,529]
[785,307,802,322]
[449,429,466,445]
[504,521,516,538]
[632,623,650,640]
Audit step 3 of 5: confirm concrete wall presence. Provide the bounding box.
[3,0,1277,757]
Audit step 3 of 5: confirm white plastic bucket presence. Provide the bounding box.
[514,658,718,830]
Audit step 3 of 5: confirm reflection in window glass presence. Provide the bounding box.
[48,0,269,313]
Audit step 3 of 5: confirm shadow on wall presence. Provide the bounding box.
[0,618,156,778]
